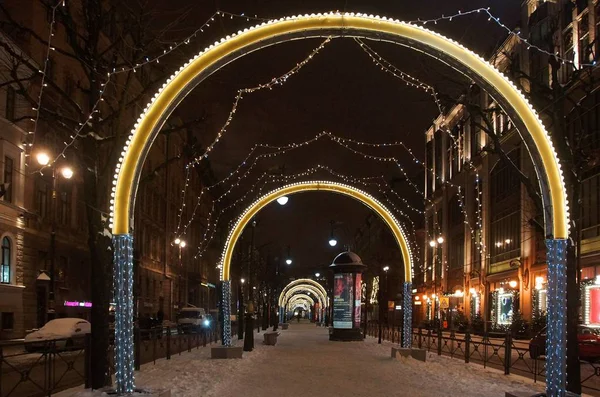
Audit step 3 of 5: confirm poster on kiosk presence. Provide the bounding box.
[333,273,353,329]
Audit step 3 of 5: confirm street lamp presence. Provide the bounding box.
[276,196,289,205]
[328,238,338,247]
[315,272,320,278]
[36,150,74,319]
[285,245,292,265]
[174,239,186,309]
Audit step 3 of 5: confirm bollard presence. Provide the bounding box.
[166,327,171,360]
[134,328,140,371]
[464,331,470,363]
[84,334,92,388]
[504,332,512,375]
[437,326,442,356]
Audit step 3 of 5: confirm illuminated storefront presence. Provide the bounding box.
[583,278,600,328]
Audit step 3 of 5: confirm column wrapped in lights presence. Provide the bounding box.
[221,280,232,346]
[113,234,135,394]
[545,238,567,397]
[402,281,412,348]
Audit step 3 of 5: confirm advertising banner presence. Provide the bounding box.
[333,273,353,329]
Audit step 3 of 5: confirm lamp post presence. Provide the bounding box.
[36,151,73,320]
[285,245,292,265]
[173,239,186,309]
[328,220,352,250]
[383,266,390,329]
[429,236,444,323]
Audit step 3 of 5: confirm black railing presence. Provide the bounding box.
[0,324,227,397]
[365,323,600,395]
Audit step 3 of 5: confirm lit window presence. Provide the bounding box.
[1,237,11,284]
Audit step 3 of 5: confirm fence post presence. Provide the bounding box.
[418,327,422,349]
[166,327,171,360]
[84,333,92,388]
[134,328,140,371]
[504,332,512,375]
[464,331,470,363]
[437,326,442,355]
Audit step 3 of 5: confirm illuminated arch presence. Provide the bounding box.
[111,12,569,240]
[222,181,413,282]
[288,294,315,308]
[281,285,324,308]
[279,278,328,307]
[108,12,570,394]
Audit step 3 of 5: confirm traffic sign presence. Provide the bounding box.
[439,297,450,309]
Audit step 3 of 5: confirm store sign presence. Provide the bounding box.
[439,297,449,309]
[333,273,353,329]
[64,301,92,308]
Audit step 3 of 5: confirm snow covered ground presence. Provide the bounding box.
[56,322,548,397]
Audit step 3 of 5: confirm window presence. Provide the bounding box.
[3,156,13,203]
[58,189,71,226]
[579,13,591,66]
[36,180,48,217]
[5,86,15,121]
[489,151,522,267]
[1,312,14,330]
[1,237,11,284]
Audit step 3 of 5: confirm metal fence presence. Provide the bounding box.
[0,325,225,397]
[365,323,600,395]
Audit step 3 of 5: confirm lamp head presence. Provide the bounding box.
[328,238,338,247]
[276,196,289,205]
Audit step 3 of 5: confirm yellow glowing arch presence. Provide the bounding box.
[221,181,413,282]
[288,294,315,308]
[281,285,325,308]
[110,12,568,252]
[278,278,328,307]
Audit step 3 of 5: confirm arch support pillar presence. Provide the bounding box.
[221,280,232,346]
[402,282,412,348]
[545,238,567,396]
[113,234,135,394]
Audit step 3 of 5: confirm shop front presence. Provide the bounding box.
[489,282,519,330]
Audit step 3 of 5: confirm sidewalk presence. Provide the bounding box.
[57,322,546,397]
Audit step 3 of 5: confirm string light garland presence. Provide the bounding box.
[26,0,64,161]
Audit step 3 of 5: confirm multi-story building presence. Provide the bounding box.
[417,0,600,331]
[0,0,221,339]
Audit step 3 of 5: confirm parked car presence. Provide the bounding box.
[529,325,600,362]
[25,318,90,352]
[177,308,211,333]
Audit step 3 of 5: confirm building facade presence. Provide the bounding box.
[415,0,600,332]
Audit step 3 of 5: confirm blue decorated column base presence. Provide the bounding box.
[546,238,567,397]
[113,234,135,394]
[402,282,412,348]
[221,280,232,347]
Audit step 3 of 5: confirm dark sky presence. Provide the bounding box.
[149,0,521,278]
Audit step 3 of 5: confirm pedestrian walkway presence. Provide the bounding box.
[58,322,545,397]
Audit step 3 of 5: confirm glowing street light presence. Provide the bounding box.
[286,258,292,265]
[174,238,181,245]
[429,240,436,247]
[315,272,320,278]
[179,241,186,248]
[328,238,338,247]
[60,166,74,179]
[241,278,245,284]
[436,236,444,244]
[276,195,289,205]
[383,266,390,272]
[36,151,50,166]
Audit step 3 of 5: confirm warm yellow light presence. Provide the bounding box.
[454,289,464,297]
[422,295,427,301]
[429,240,436,247]
[174,238,181,245]
[221,181,413,283]
[437,236,444,244]
[60,166,74,179]
[509,280,518,289]
[36,152,50,166]
[469,288,477,295]
[179,241,186,248]
[415,296,420,301]
[112,12,569,266]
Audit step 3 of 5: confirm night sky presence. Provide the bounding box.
[148,0,521,278]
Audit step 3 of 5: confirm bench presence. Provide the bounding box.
[263,331,280,345]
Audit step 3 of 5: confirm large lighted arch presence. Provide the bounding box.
[222,181,413,282]
[288,294,315,308]
[108,12,570,395]
[278,278,328,307]
[281,285,325,308]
